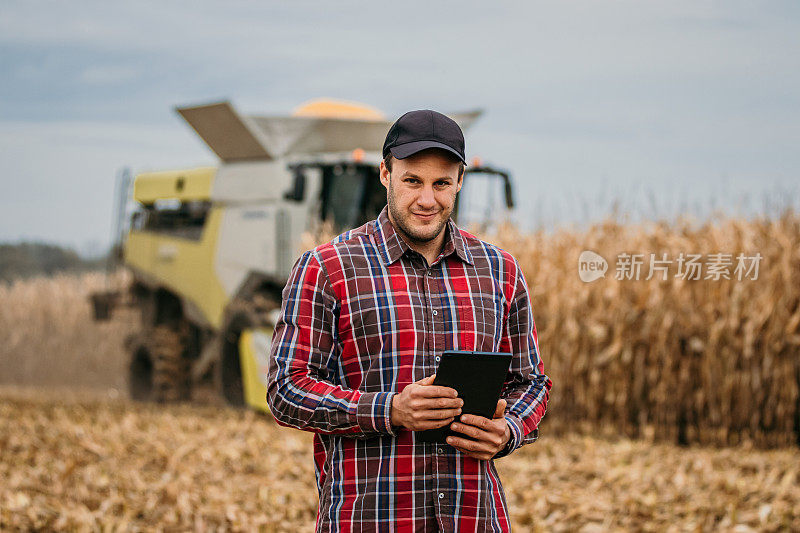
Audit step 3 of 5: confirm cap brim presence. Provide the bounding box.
[390,140,466,164]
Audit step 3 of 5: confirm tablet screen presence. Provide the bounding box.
[417,350,512,444]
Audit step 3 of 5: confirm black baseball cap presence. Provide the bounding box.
[382,109,466,164]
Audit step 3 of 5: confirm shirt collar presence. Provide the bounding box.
[372,206,474,266]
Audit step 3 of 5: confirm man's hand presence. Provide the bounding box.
[391,375,464,431]
[446,399,510,460]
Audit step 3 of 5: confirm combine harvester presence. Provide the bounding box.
[92,99,515,411]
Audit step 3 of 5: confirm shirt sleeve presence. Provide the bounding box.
[266,250,397,439]
[494,260,552,458]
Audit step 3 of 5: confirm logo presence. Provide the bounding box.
[578,250,608,282]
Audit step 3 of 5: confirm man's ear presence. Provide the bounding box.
[456,172,464,193]
[379,160,390,190]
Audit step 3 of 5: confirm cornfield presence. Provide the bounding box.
[0,272,133,391]
[488,211,800,448]
[1,212,800,530]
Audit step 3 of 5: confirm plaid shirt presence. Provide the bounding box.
[267,207,551,532]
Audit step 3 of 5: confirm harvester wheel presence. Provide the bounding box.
[150,324,191,403]
[217,292,279,407]
[127,334,154,402]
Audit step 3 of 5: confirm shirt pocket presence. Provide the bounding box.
[458,293,504,352]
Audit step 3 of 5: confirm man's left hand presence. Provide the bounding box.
[446,399,510,460]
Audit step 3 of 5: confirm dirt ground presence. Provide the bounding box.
[2,386,798,532]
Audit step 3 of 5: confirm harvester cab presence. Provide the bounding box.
[92,99,516,411]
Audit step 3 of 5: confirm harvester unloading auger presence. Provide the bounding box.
[91,99,515,410]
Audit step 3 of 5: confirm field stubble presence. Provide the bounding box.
[2,387,799,532]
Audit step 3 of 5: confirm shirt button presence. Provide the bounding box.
[432,309,438,316]
[435,356,441,363]
[438,492,445,499]
[437,447,443,454]
[428,269,433,275]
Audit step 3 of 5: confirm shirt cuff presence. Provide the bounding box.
[355,391,397,436]
[494,414,535,458]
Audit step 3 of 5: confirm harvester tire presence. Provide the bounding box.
[127,333,154,402]
[217,292,279,407]
[150,324,191,403]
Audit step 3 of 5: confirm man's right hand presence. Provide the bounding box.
[390,375,464,431]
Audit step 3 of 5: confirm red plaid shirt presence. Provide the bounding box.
[267,207,551,532]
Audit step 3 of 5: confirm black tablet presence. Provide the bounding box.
[417,350,512,443]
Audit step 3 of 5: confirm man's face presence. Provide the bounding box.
[379,149,463,245]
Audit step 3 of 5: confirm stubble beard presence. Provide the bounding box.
[386,178,451,246]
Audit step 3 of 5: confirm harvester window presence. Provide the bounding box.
[140,200,211,240]
[455,169,511,232]
[318,163,385,232]
[360,172,386,224]
[317,165,362,231]
[328,166,364,229]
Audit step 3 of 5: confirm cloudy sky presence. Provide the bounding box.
[1,1,799,253]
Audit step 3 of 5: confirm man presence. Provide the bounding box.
[267,109,552,532]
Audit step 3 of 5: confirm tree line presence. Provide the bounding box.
[0,242,107,283]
